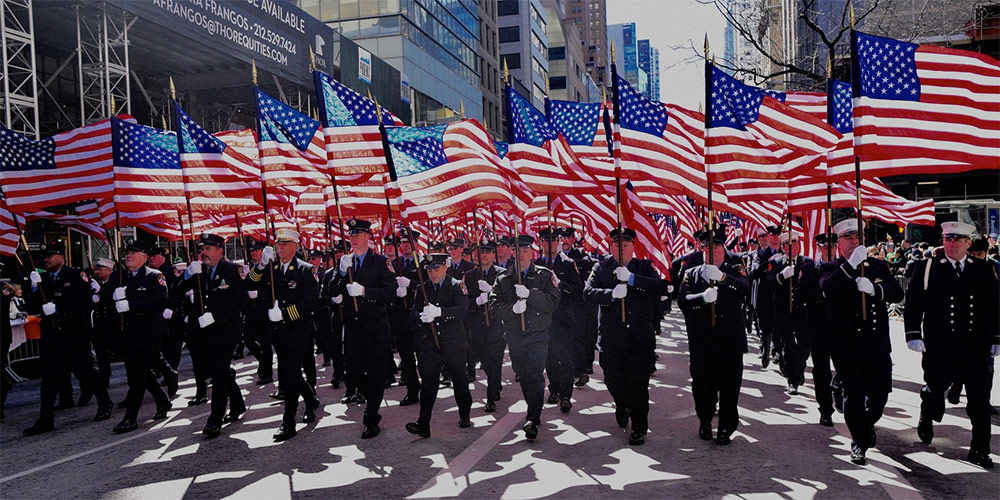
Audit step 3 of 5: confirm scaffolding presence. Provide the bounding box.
[1,0,39,138]
[76,1,131,124]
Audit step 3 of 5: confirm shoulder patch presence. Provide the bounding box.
[386,259,394,273]
[80,271,89,283]
[459,281,468,295]
[311,267,319,281]
[552,272,560,288]
[158,274,167,287]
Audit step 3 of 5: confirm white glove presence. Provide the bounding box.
[475,294,488,306]
[242,264,250,277]
[769,253,788,265]
[780,266,795,280]
[163,308,174,320]
[113,287,127,301]
[186,289,194,303]
[614,266,632,282]
[395,286,408,298]
[668,284,675,294]
[512,299,527,314]
[396,276,411,288]
[332,294,343,304]
[701,265,724,282]
[346,282,365,297]
[478,280,492,293]
[419,304,442,323]
[198,312,215,328]
[91,294,100,304]
[187,260,202,275]
[702,287,719,304]
[612,283,628,299]
[856,277,875,295]
[247,290,258,299]
[990,345,1000,357]
[115,300,129,313]
[268,301,282,322]
[907,339,926,353]
[260,246,275,266]
[660,296,669,301]
[29,271,42,286]
[42,302,57,316]
[848,245,867,268]
[90,280,100,293]
[514,284,529,299]
[339,254,353,273]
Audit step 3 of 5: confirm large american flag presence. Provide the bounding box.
[0,117,134,210]
[24,210,107,242]
[0,198,25,256]
[851,30,999,173]
[256,88,330,189]
[111,118,187,212]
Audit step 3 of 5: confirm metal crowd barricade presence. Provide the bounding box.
[888,275,909,317]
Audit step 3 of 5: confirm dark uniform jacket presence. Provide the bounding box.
[247,257,318,333]
[488,262,561,333]
[111,266,169,351]
[533,253,583,331]
[904,256,999,351]
[585,257,671,353]
[750,246,779,314]
[411,276,470,354]
[766,254,822,320]
[390,255,422,332]
[178,260,246,344]
[92,275,119,330]
[819,255,904,355]
[447,259,475,280]
[28,266,93,339]
[463,264,506,343]
[677,254,751,354]
[327,251,396,344]
[670,251,703,298]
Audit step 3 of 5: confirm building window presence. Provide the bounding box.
[531,32,544,53]
[549,76,567,90]
[502,53,521,69]
[549,46,565,60]
[498,26,520,43]
[498,0,518,16]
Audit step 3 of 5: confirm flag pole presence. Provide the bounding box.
[472,208,490,326]
[234,212,250,265]
[609,44,627,322]
[848,6,868,319]
[170,81,205,315]
[825,56,835,264]
[251,60,277,304]
[787,211,794,313]
[369,90,407,310]
[703,35,717,326]
[502,59,528,332]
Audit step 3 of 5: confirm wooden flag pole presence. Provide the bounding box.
[251,61,277,305]
[703,35,718,326]
[502,59,527,332]
[848,6,868,319]
[608,43,627,322]
[472,209,490,326]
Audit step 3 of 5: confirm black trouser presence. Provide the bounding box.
[1,340,12,412]
[245,317,273,380]
[327,316,345,382]
[188,339,209,396]
[302,330,317,390]
[545,326,575,400]
[579,308,599,374]
[506,330,548,424]
[161,318,183,371]
[417,347,471,428]
[919,348,993,453]
[601,344,655,434]
[476,337,506,402]
[808,319,834,416]
[833,348,891,450]
[205,335,246,426]
[758,307,777,354]
[394,327,421,397]
[39,335,111,424]
[92,325,115,388]
[775,312,810,387]
[344,339,392,426]
[123,349,169,422]
[690,347,744,434]
[273,328,315,427]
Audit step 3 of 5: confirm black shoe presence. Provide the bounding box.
[361,424,380,439]
[458,417,472,428]
[399,394,420,407]
[850,443,866,465]
[761,345,771,369]
[967,449,994,469]
[715,430,732,445]
[330,378,341,389]
[268,390,284,401]
[152,403,172,420]
[493,387,502,402]
[321,360,332,367]
[233,351,245,360]
[786,384,798,395]
[870,428,877,449]
[223,409,245,423]
[405,422,430,438]
[819,413,833,427]
[164,373,179,398]
[23,421,55,436]
[302,407,317,423]
[699,423,713,440]
[188,394,208,407]
[273,424,297,441]
[77,392,93,407]
[256,376,273,386]
[439,377,452,388]
[384,376,396,389]
[546,393,559,404]
[94,405,113,422]
[559,398,572,413]
[615,408,630,429]
[917,417,933,444]
[574,374,589,387]
[832,378,844,414]
[991,406,999,416]
[628,431,645,446]
[466,371,476,381]
[113,419,138,434]
[341,394,357,404]
[523,421,538,440]
[947,384,962,405]
[53,401,74,411]
[202,423,222,437]
[356,393,367,405]
[117,399,128,409]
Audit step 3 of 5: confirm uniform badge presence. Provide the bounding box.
[311,267,319,281]
[63,282,71,288]
[158,274,167,287]
[80,271,89,283]
[459,281,468,296]
[386,260,394,273]
[218,279,229,290]
[737,264,747,277]
[288,281,297,289]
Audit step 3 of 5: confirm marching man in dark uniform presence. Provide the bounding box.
[327,219,397,439]
[489,234,561,440]
[767,231,821,396]
[678,226,749,446]
[389,228,423,406]
[464,240,507,412]
[180,233,248,437]
[535,227,583,413]
[111,240,172,434]
[750,225,782,367]
[809,233,838,426]
[404,253,473,438]
[905,221,999,469]
[246,229,320,442]
[23,241,113,436]
[561,228,599,385]
[244,239,274,386]
[446,238,474,279]
[819,218,904,465]
[91,257,119,390]
[320,241,350,393]
[585,228,672,445]
[496,238,514,269]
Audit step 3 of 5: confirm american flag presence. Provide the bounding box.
[111,118,187,212]
[314,71,401,181]
[384,119,520,221]
[0,197,25,256]
[24,210,108,242]
[851,30,999,173]
[175,103,263,212]
[802,209,830,261]
[506,87,603,195]
[622,183,671,277]
[256,88,330,189]
[706,64,838,182]
[0,117,135,210]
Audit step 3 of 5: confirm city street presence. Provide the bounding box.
[1,311,998,499]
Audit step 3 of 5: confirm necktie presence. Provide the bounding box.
[355,256,360,272]
[954,261,962,277]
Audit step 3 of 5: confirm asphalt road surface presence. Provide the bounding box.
[1,311,998,499]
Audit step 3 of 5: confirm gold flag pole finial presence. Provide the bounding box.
[169,76,176,101]
[309,46,316,72]
[503,58,509,84]
[610,41,615,62]
[110,95,116,115]
[459,100,465,119]
[849,0,856,28]
[252,60,258,86]
[161,115,167,131]
[374,96,383,125]
[704,34,710,61]
[827,54,833,79]
[601,84,607,105]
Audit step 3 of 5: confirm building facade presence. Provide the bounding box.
[607,22,644,94]
[637,39,659,101]
[565,0,608,92]
[543,0,590,103]
[498,0,549,109]
[478,0,504,139]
